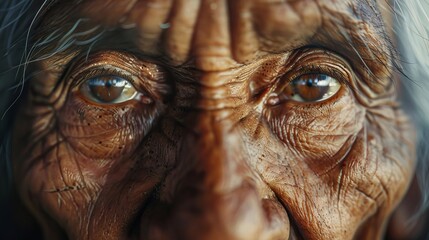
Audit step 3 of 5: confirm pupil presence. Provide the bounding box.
[105,80,112,88]
[305,76,320,87]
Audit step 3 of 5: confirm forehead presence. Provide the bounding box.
[38,0,391,72]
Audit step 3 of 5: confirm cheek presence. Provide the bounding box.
[255,89,416,238]
[58,93,151,160]
[265,87,366,174]
[13,127,102,235]
[11,93,170,236]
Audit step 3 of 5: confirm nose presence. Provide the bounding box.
[138,112,290,240]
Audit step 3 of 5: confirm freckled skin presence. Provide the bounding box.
[11,0,417,239]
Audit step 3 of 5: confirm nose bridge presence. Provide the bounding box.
[177,66,254,194]
[161,110,267,239]
[158,65,269,237]
[140,78,290,239]
[185,112,252,194]
[141,60,292,240]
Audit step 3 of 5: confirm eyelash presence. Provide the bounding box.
[281,64,350,87]
[71,67,136,89]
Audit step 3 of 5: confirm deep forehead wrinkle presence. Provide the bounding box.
[34,0,393,74]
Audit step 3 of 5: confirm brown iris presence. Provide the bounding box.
[281,74,341,102]
[80,75,138,104]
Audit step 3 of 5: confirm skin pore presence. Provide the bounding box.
[10,0,417,239]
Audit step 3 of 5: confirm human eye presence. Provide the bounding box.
[263,49,363,174]
[79,75,139,104]
[266,50,351,106]
[75,66,153,106]
[279,73,341,103]
[67,52,166,108]
[55,51,170,159]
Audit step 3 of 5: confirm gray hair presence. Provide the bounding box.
[395,0,429,213]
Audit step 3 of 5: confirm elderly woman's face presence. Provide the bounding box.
[11,0,416,239]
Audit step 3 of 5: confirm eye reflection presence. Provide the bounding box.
[80,75,138,104]
[280,74,341,102]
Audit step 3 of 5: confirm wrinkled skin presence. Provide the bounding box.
[11,0,417,239]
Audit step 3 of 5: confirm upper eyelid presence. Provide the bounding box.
[60,50,172,101]
[284,66,347,85]
[70,66,136,89]
[63,51,153,91]
[277,60,353,89]
[66,50,140,74]
[277,50,354,88]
